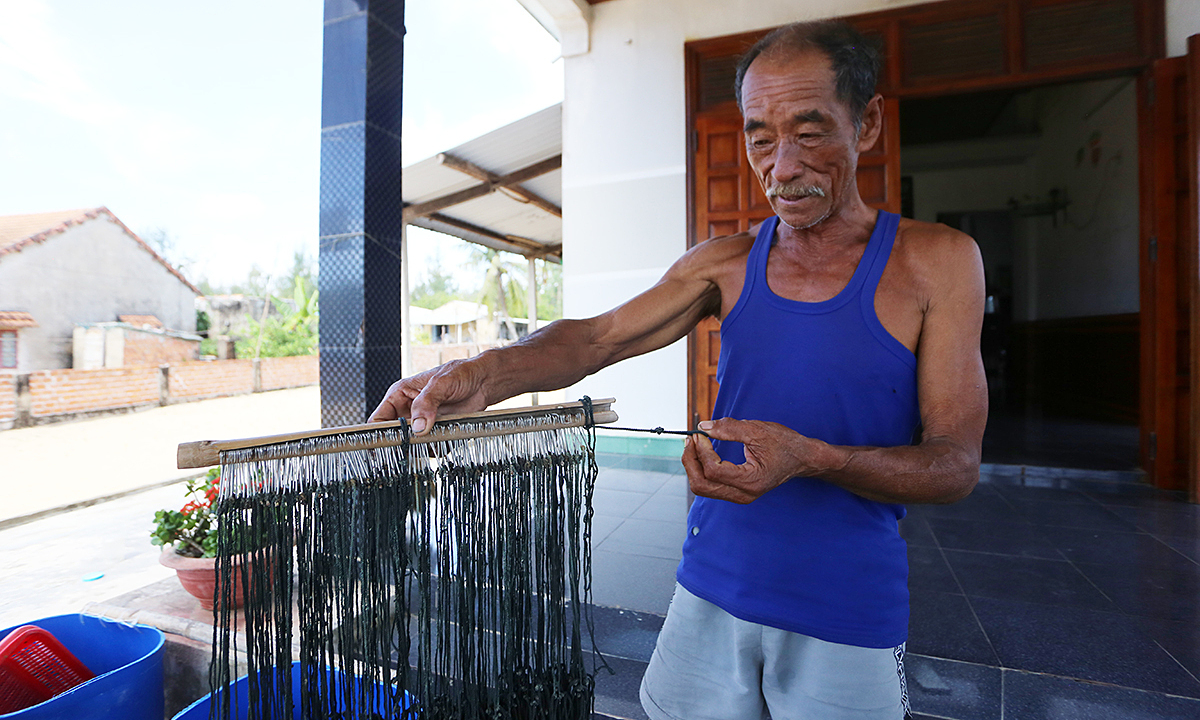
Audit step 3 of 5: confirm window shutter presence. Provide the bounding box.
[902,9,1006,85]
[698,55,740,111]
[1023,0,1140,70]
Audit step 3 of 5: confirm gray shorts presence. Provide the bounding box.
[640,584,909,720]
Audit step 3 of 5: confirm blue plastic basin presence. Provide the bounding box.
[0,614,164,719]
[174,660,413,719]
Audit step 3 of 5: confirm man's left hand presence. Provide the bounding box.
[682,418,838,504]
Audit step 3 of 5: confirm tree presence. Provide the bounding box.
[535,260,563,322]
[234,276,319,358]
[274,249,317,299]
[411,251,468,309]
[471,247,526,339]
[229,265,272,297]
[141,227,194,274]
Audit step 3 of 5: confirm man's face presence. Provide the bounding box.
[740,49,867,231]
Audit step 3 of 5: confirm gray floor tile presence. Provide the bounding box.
[596,468,670,495]
[970,597,1200,697]
[899,514,937,548]
[1073,559,1200,622]
[906,655,1001,720]
[649,475,690,499]
[927,517,1062,559]
[944,551,1116,611]
[908,590,998,665]
[908,546,960,594]
[586,604,664,663]
[623,457,683,474]
[591,514,625,545]
[592,655,649,720]
[591,550,677,615]
[597,519,685,561]
[629,491,688,523]
[1003,669,1200,720]
[1039,526,1193,568]
[593,488,652,519]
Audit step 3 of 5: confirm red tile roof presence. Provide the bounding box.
[0,311,38,330]
[0,206,202,295]
[118,314,164,328]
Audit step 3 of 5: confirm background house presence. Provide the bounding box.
[507,0,1200,494]
[0,207,201,372]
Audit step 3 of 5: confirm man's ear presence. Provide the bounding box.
[856,94,884,153]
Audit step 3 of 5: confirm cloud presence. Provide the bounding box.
[0,1,127,124]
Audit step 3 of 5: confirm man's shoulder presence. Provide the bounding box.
[893,217,982,273]
[673,229,757,278]
[891,217,984,309]
[895,217,976,254]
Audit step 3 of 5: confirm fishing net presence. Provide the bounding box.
[207,404,602,719]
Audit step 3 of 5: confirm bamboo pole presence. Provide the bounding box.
[177,398,616,469]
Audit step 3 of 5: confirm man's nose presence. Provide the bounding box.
[769,142,806,184]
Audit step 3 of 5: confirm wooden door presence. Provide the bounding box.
[687,101,902,427]
[1140,40,1199,495]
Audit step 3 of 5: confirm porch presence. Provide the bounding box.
[581,453,1200,720]
[2,391,1198,718]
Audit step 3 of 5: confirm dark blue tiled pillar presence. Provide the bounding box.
[319,0,405,426]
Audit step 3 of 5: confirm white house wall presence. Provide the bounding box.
[1025,78,1140,320]
[561,0,1200,432]
[0,218,197,370]
[1168,0,1200,56]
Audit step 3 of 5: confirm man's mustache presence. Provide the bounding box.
[766,183,826,199]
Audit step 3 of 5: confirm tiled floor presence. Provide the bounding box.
[586,454,1200,720]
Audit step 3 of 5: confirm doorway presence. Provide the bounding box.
[900,77,1141,470]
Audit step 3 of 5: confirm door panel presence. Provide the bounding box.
[1141,50,1197,493]
[688,104,902,426]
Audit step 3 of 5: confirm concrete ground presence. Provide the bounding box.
[0,387,322,525]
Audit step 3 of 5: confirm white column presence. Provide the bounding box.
[527,256,539,335]
[527,256,539,405]
[400,221,412,378]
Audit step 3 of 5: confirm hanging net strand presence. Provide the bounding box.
[200,398,613,720]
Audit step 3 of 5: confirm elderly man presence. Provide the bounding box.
[372,19,986,720]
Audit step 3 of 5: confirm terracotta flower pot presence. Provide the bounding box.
[159,547,253,610]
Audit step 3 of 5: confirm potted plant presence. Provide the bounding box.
[151,468,247,610]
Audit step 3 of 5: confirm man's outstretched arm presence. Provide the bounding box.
[369,238,738,433]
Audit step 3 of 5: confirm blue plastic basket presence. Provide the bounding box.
[0,614,164,719]
[174,660,414,719]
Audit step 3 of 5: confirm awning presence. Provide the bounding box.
[402,103,562,262]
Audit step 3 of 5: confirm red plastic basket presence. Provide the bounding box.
[0,625,95,713]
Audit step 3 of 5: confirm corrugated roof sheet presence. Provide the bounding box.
[404,103,562,260]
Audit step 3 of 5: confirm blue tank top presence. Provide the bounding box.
[676,211,918,649]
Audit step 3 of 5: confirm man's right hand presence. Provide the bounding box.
[368,358,491,433]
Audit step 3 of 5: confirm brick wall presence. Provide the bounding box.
[29,366,160,417]
[260,355,319,391]
[168,359,255,400]
[123,331,199,366]
[1,356,320,428]
[0,374,14,427]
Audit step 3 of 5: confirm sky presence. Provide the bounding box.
[0,0,563,289]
